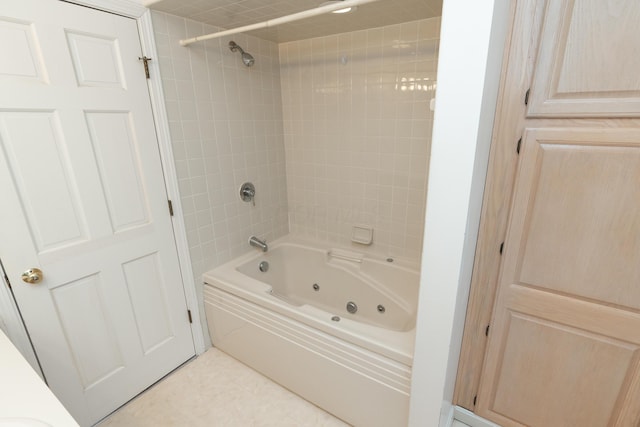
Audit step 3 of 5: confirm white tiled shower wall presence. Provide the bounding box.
[280,18,439,263]
[151,13,438,339]
[151,12,289,339]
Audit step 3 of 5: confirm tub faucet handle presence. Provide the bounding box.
[240,182,256,206]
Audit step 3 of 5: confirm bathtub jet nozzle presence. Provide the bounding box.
[249,236,268,252]
[346,301,358,314]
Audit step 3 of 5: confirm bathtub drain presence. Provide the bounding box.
[377,304,386,313]
[331,316,340,322]
[312,283,320,291]
[259,261,269,272]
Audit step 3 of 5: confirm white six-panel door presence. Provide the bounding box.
[0,1,194,425]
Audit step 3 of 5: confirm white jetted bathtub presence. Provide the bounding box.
[203,236,419,426]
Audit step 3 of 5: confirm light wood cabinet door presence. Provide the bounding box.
[476,128,640,426]
[527,0,640,117]
[457,0,640,423]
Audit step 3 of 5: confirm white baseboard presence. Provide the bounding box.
[452,407,502,427]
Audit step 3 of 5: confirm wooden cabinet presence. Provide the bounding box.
[477,128,640,426]
[528,0,640,118]
[455,1,640,425]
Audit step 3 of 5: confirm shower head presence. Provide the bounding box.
[228,41,255,67]
[241,51,255,67]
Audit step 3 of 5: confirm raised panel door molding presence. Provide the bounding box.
[0,17,48,82]
[528,0,640,117]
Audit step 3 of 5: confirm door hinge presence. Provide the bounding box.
[499,242,504,254]
[485,324,490,336]
[138,56,152,79]
[473,395,477,406]
[168,200,174,216]
[0,258,10,290]
[524,88,530,105]
[516,137,522,154]
[187,309,193,324]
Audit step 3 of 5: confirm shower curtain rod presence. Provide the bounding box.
[179,0,386,46]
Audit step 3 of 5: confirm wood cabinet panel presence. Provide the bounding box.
[476,128,640,426]
[528,0,640,117]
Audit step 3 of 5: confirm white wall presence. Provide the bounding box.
[151,12,289,345]
[408,1,510,425]
[279,18,440,263]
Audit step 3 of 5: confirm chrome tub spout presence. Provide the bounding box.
[249,236,268,252]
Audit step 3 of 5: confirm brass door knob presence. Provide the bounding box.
[21,268,43,284]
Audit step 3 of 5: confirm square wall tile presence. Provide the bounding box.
[280,18,439,263]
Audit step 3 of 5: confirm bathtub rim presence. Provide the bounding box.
[203,235,417,366]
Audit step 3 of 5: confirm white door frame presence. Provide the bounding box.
[408,0,509,425]
[0,0,205,372]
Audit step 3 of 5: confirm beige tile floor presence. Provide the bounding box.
[98,347,349,427]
